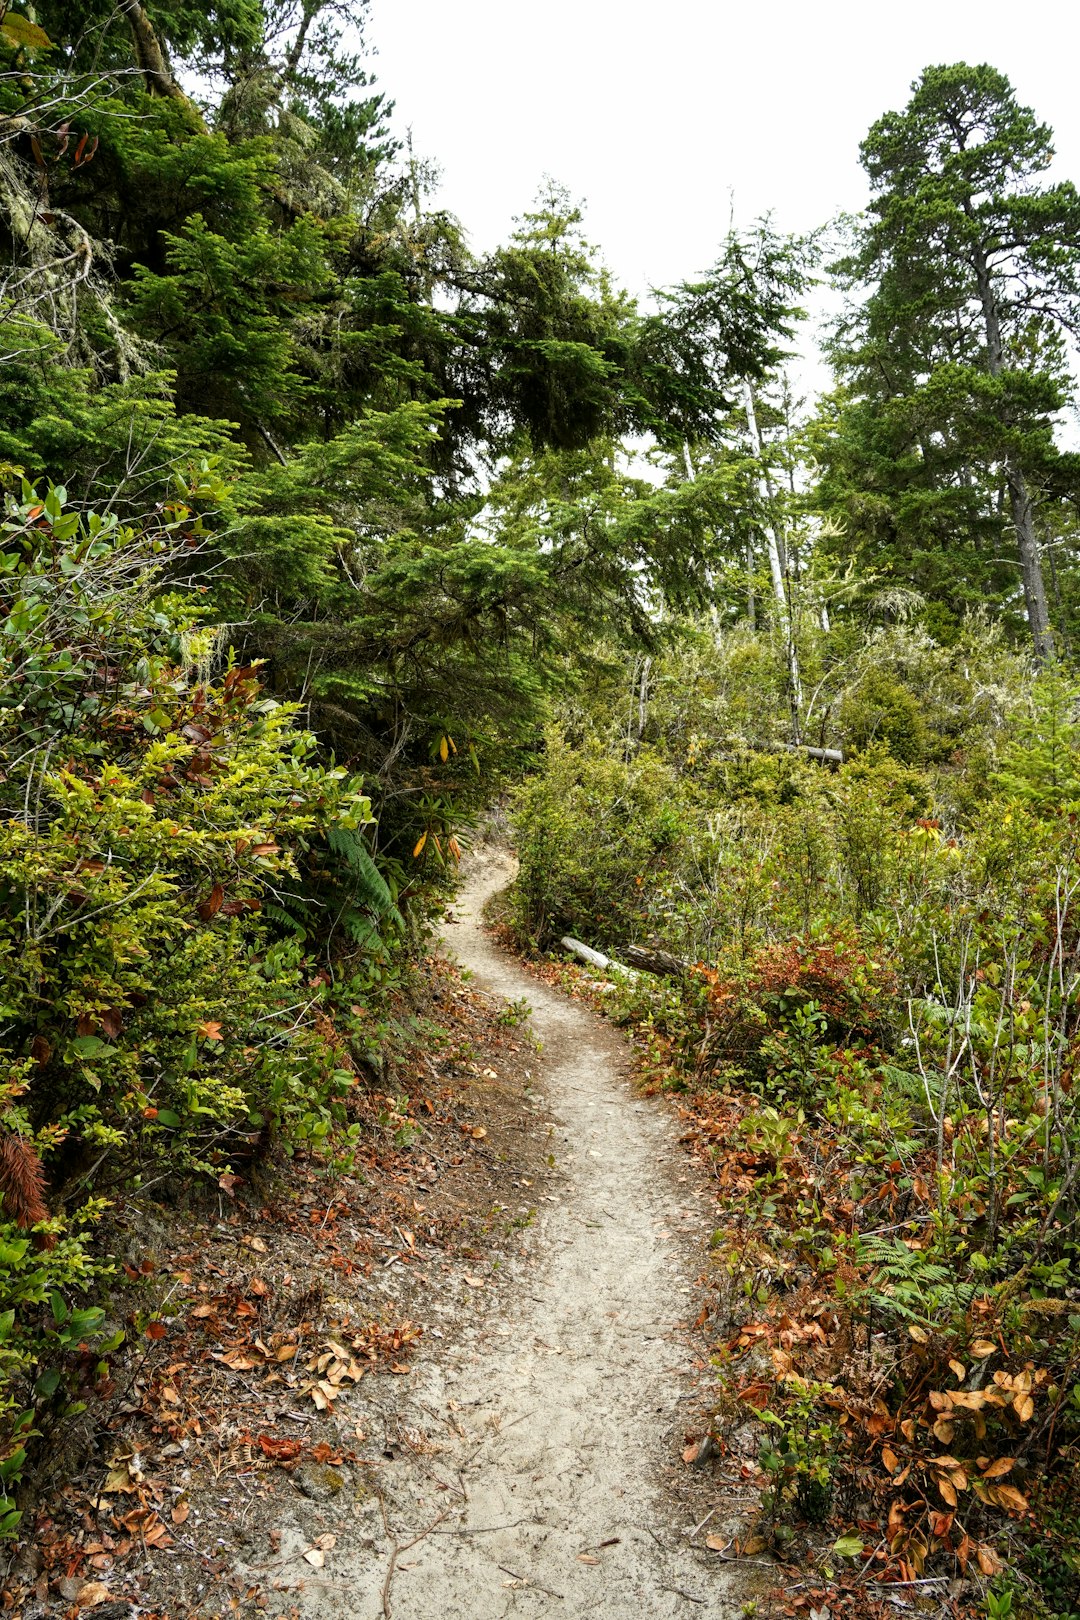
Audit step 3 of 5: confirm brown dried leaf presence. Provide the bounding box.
[73,1582,113,1610]
[988,1483,1029,1515]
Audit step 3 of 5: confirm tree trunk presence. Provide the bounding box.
[743,380,802,737]
[974,252,1054,662]
[1006,461,1055,662]
[560,938,639,979]
[120,1,189,101]
[623,943,692,977]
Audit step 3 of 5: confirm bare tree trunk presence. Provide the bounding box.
[636,655,651,742]
[974,252,1054,662]
[743,381,802,738]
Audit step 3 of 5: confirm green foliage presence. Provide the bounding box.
[511,731,686,950]
[0,478,376,1522]
[820,64,1080,653]
[512,618,1080,1578]
[994,669,1080,809]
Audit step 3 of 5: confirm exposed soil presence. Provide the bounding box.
[9,852,765,1619]
[259,850,756,1619]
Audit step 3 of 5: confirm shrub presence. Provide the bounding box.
[511,731,686,949]
[0,478,373,1525]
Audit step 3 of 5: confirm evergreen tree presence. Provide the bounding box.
[822,64,1080,658]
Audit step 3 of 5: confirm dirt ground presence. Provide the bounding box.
[7,851,768,1620]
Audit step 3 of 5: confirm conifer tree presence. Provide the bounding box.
[825,64,1080,658]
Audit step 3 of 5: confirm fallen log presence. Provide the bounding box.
[623,944,692,978]
[778,742,844,768]
[560,937,640,980]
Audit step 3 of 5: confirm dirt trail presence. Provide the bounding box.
[281,851,746,1618]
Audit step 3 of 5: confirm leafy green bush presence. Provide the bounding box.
[511,731,686,949]
[0,478,374,1525]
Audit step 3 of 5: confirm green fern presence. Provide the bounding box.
[326,827,403,929]
[264,829,403,956]
[858,1233,975,1330]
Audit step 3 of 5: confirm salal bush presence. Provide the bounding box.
[0,478,370,1525]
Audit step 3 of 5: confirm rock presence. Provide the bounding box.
[295,1461,349,1499]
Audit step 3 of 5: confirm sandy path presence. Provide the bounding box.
[287,851,744,1618]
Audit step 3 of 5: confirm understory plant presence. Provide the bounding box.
[0,478,377,1525]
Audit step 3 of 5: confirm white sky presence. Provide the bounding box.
[367,0,1080,395]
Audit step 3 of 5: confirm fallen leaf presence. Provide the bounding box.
[197,884,224,921]
[142,1515,173,1548]
[576,1554,600,1565]
[471,1126,487,1139]
[171,1502,190,1525]
[464,1275,485,1288]
[987,1483,1029,1515]
[881,1445,899,1473]
[310,1442,342,1464]
[705,1533,729,1551]
[73,1582,113,1609]
[971,1339,996,1358]
[242,1235,268,1254]
[303,1548,325,1569]
[313,1533,337,1551]
[256,1435,302,1462]
[981,1457,1015,1479]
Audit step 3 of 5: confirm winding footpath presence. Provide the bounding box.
[286,852,746,1619]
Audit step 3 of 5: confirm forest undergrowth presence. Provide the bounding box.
[507,632,1080,1620]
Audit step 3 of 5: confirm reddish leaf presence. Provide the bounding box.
[197,884,224,921]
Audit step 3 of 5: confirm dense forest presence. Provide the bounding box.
[3,2,1080,1614]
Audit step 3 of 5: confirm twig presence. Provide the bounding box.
[380,1504,451,1617]
[427,1517,541,1535]
[659,1586,706,1604]
[686,1504,719,1539]
[497,1564,565,1600]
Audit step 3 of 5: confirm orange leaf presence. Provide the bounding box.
[988,1484,1029,1515]
[981,1457,1016,1479]
[881,1445,900,1473]
[197,884,224,921]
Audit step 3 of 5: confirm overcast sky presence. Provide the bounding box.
[366,0,1079,385]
